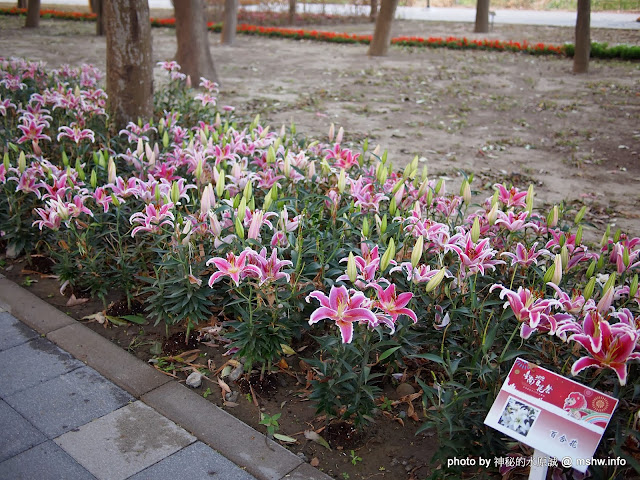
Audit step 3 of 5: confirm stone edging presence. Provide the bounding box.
[0,275,331,480]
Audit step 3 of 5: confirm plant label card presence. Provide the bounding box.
[484,357,618,473]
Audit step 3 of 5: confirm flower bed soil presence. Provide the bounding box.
[2,258,440,480]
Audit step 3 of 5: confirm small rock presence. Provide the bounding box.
[405,464,413,472]
[5,244,19,259]
[310,457,320,468]
[186,372,203,388]
[396,383,415,397]
[225,391,239,403]
[390,458,400,467]
[228,364,244,382]
[398,411,407,419]
[297,452,308,462]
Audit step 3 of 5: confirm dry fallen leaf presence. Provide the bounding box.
[66,294,89,307]
[310,457,320,468]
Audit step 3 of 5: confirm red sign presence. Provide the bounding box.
[484,358,618,473]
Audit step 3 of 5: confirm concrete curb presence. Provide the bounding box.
[0,276,332,480]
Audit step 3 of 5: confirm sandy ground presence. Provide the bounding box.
[1,13,639,238]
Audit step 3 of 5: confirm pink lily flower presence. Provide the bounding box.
[570,314,640,386]
[490,284,561,339]
[546,282,587,315]
[206,251,261,287]
[306,285,377,344]
[494,210,538,233]
[370,283,418,325]
[17,118,51,144]
[502,242,551,268]
[129,203,175,237]
[390,262,450,284]
[247,248,293,285]
[56,124,95,144]
[446,233,505,277]
[494,183,528,209]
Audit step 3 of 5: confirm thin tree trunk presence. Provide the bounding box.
[221,0,238,45]
[573,0,591,74]
[17,0,27,8]
[105,0,154,130]
[288,0,296,25]
[25,0,40,28]
[175,0,218,83]
[95,0,104,36]
[474,0,490,33]
[370,0,378,22]
[368,0,398,57]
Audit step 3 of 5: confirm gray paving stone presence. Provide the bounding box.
[0,440,96,480]
[0,311,38,351]
[0,278,75,334]
[55,401,196,480]
[6,366,133,438]
[129,441,256,480]
[47,323,171,398]
[0,336,82,397]
[141,382,303,480]
[0,399,46,463]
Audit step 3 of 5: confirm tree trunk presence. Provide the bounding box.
[573,0,591,74]
[367,0,398,57]
[104,0,154,130]
[17,0,27,8]
[221,0,238,45]
[474,0,490,33]
[288,0,296,25]
[370,0,378,22]
[25,0,40,28]
[175,0,219,82]
[95,0,104,36]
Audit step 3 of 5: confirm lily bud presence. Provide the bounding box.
[552,254,563,284]
[361,217,370,238]
[547,205,559,228]
[560,246,569,273]
[76,159,85,181]
[471,217,481,243]
[624,246,630,268]
[201,183,215,214]
[585,259,597,279]
[380,238,395,271]
[434,178,443,195]
[417,179,429,200]
[380,214,388,235]
[162,130,169,148]
[525,184,534,215]
[336,126,344,144]
[107,156,116,183]
[389,197,397,216]
[347,252,357,284]
[574,205,587,224]
[583,276,596,301]
[394,184,405,206]
[90,169,97,189]
[61,151,69,167]
[18,151,26,173]
[543,263,556,284]
[362,138,369,154]
[426,189,433,207]
[215,169,225,198]
[630,274,639,299]
[237,197,247,223]
[597,274,616,313]
[614,228,622,243]
[263,191,273,212]
[600,225,611,249]
[170,182,181,204]
[267,146,276,164]
[575,225,583,246]
[234,216,245,240]
[3,152,9,170]
[411,235,424,268]
[137,138,144,157]
[425,268,446,293]
[273,137,281,153]
[194,158,203,181]
[376,163,388,185]
[328,123,335,142]
[337,169,346,194]
[321,160,331,177]
[421,165,428,182]
[243,181,252,201]
[487,203,498,225]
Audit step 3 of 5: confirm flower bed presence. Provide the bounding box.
[2,7,640,60]
[1,57,639,478]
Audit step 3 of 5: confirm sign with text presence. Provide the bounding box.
[484,358,618,473]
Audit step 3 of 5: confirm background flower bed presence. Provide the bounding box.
[1,51,640,479]
[2,7,639,59]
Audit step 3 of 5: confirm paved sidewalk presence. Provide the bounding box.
[0,275,330,480]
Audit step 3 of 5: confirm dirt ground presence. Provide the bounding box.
[2,13,639,239]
